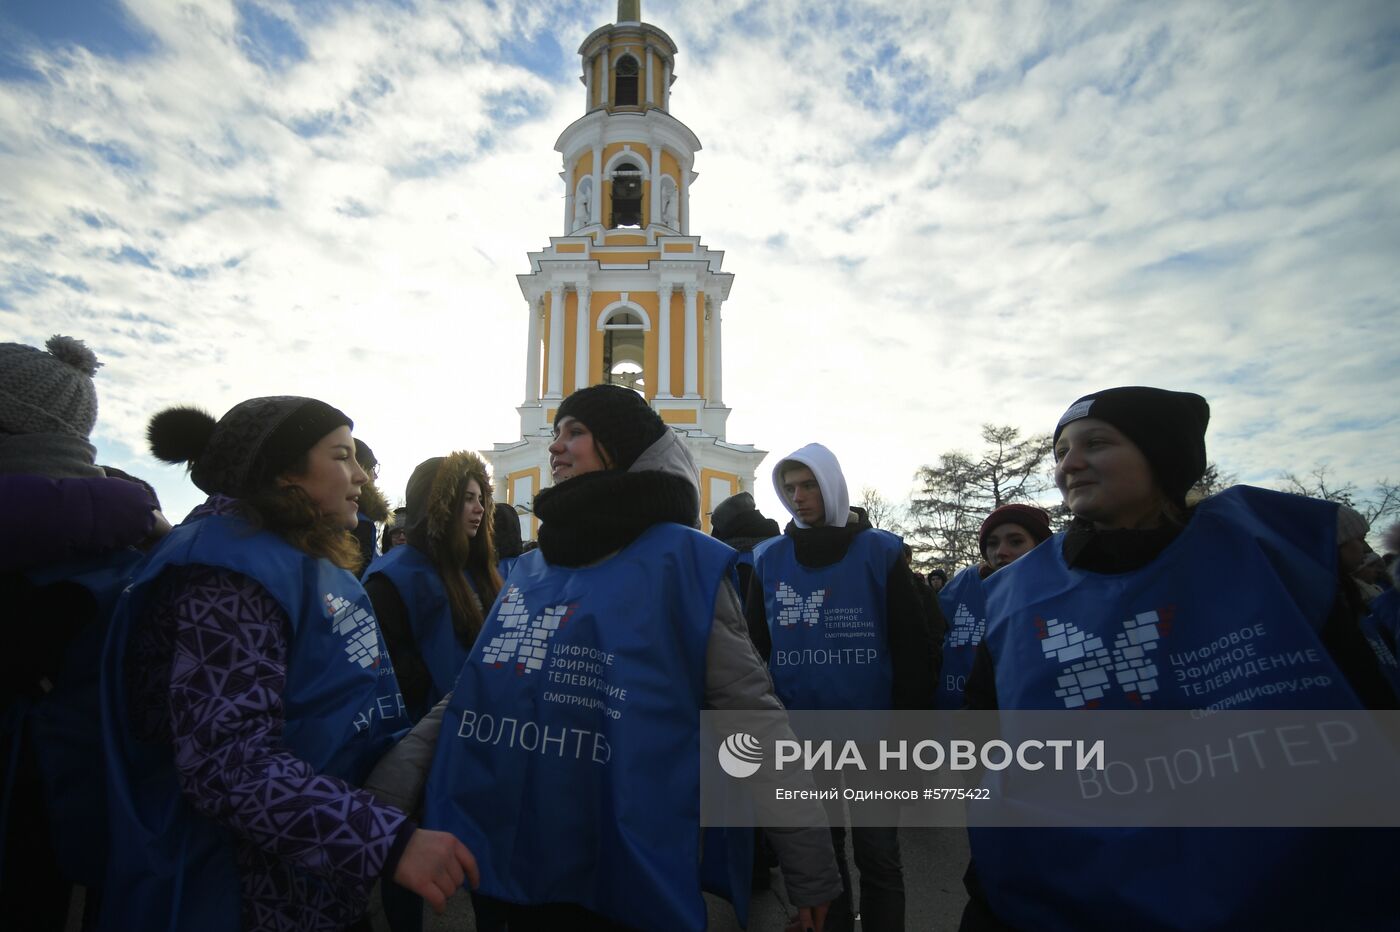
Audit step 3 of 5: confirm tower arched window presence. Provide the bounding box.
[610,160,643,228]
[602,310,646,393]
[614,54,639,107]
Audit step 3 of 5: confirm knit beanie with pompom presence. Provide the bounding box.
[0,334,101,438]
[148,395,351,497]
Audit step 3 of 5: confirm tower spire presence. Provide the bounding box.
[618,0,640,23]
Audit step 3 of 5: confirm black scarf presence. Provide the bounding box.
[784,507,874,568]
[533,469,698,567]
[1061,516,1187,574]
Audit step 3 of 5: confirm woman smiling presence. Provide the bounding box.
[959,386,1398,931]
[101,396,476,932]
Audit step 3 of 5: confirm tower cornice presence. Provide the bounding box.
[555,108,701,163]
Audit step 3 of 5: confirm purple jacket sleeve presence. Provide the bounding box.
[1,475,156,571]
[153,564,414,889]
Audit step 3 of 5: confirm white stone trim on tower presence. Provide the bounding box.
[546,284,565,399]
[574,284,591,391]
[562,167,573,234]
[680,167,690,235]
[597,300,652,329]
[707,294,723,405]
[603,147,650,178]
[646,47,654,105]
[649,144,662,225]
[683,282,699,398]
[525,296,542,403]
[591,145,603,225]
[656,282,673,398]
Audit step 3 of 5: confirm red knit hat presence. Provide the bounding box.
[979,503,1052,558]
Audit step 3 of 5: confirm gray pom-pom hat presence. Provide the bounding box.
[0,334,102,439]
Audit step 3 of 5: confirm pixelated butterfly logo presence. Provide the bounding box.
[775,582,826,627]
[1037,607,1173,708]
[718,732,764,779]
[480,586,576,674]
[947,602,986,648]
[324,593,381,669]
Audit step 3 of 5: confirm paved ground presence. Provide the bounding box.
[377,824,970,932]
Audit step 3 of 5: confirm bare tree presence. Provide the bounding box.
[907,425,1056,573]
[858,486,907,534]
[1281,466,1400,529]
[1187,461,1238,504]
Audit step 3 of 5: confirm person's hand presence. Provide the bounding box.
[140,510,172,549]
[784,901,830,932]
[392,828,480,913]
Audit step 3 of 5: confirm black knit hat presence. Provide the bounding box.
[711,491,781,544]
[492,501,523,558]
[148,396,352,497]
[554,384,666,472]
[1053,386,1210,507]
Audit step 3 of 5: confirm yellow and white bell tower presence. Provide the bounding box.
[487,0,765,538]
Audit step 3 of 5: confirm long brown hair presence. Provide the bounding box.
[237,453,363,572]
[412,451,502,646]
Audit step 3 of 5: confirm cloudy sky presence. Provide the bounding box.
[2,0,1397,532]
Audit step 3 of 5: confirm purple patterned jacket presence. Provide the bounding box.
[127,496,415,931]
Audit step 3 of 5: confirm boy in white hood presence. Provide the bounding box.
[744,443,939,932]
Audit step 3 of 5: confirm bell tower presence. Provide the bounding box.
[486,0,765,538]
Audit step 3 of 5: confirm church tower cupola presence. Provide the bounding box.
[486,1,765,537]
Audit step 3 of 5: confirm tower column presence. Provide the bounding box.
[683,282,699,397]
[656,283,673,398]
[563,165,574,234]
[546,284,565,399]
[645,48,654,105]
[707,295,723,404]
[649,144,662,226]
[574,284,592,391]
[680,167,689,235]
[663,60,670,109]
[584,55,594,109]
[601,52,609,107]
[525,296,542,403]
[591,144,603,225]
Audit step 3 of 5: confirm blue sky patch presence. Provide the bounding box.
[111,244,157,269]
[493,26,569,82]
[235,0,308,73]
[50,128,142,172]
[0,0,157,77]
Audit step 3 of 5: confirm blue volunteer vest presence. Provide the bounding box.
[424,522,747,932]
[365,544,472,718]
[100,511,409,932]
[753,528,902,710]
[970,486,1399,930]
[11,550,145,888]
[1358,589,1400,698]
[934,565,987,710]
[1365,587,1399,650]
[497,554,520,582]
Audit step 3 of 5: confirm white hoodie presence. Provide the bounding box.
[771,442,851,529]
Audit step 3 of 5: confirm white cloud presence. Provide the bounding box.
[1,0,1397,541]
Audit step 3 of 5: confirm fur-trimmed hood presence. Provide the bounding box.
[404,450,494,546]
[358,479,391,523]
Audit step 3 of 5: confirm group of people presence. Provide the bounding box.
[4,332,1398,932]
